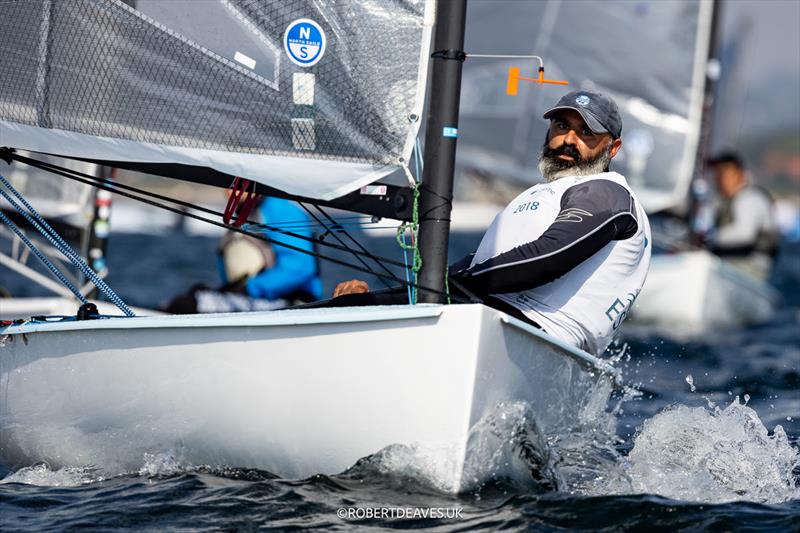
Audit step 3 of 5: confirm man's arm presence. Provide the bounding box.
[453,180,638,295]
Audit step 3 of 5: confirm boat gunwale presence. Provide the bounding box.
[0,303,447,335]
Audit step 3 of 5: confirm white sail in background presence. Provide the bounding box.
[459,0,715,214]
[0,153,95,225]
[0,0,433,201]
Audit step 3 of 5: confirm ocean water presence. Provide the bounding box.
[1,231,798,531]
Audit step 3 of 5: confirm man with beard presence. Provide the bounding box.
[332,90,651,356]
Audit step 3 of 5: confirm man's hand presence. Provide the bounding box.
[333,279,370,298]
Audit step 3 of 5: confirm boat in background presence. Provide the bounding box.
[631,250,781,336]
[0,154,159,319]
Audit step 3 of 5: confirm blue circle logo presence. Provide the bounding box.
[284,18,326,68]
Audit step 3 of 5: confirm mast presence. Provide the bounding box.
[688,0,723,241]
[417,0,468,303]
[697,0,724,167]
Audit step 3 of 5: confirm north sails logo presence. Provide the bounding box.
[555,208,593,223]
[576,95,590,106]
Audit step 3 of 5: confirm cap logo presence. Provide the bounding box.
[575,95,590,106]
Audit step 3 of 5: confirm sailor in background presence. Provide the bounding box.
[334,91,651,356]
[704,152,779,280]
[165,197,322,313]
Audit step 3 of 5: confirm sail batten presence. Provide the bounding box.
[0,0,432,201]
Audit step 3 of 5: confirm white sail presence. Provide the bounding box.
[459,0,715,214]
[0,0,433,201]
[0,153,95,225]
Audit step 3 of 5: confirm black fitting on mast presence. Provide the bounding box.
[431,49,467,62]
[417,0,468,304]
[0,147,14,165]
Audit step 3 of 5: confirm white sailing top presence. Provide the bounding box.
[712,185,779,256]
[452,171,651,355]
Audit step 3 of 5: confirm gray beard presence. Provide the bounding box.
[538,145,613,182]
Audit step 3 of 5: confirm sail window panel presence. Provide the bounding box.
[134,0,281,89]
[0,0,432,201]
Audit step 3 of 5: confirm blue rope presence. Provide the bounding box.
[0,210,87,303]
[0,174,135,317]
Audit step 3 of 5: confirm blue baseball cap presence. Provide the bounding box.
[543,90,622,139]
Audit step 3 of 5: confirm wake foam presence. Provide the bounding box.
[359,389,799,504]
[622,398,799,503]
[0,463,103,487]
[352,380,621,495]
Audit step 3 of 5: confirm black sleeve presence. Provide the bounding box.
[448,253,475,276]
[452,179,638,295]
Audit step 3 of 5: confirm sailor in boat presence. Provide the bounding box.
[165,197,323,313]
[333,91,651,356]
[703,152,780,281]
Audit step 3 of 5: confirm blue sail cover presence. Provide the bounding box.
[459,0,715,214]
[0,0,433,201]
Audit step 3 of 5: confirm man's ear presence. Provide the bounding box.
[609,137,622,159]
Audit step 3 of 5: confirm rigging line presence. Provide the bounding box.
[0,175,135,316]
[9,153,392,267]
[401,229,412,304]
[249,215,366,225]
[310,203,399,288]
[297,202,392,289]
[245,216,367,229]
[244,221,388,232]
[0,210,87,304]
[10,153,412,271]
[13,156,463,302]
[1,226,78,281]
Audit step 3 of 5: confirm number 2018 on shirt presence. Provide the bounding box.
[513,201,539,214]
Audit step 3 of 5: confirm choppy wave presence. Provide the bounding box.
[3,396,797,507]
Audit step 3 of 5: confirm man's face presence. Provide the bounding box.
[712,163,745,199]
[538,110,622,181]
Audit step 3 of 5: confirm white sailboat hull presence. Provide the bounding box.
[0,304,614,492]
[631,251,780,335]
